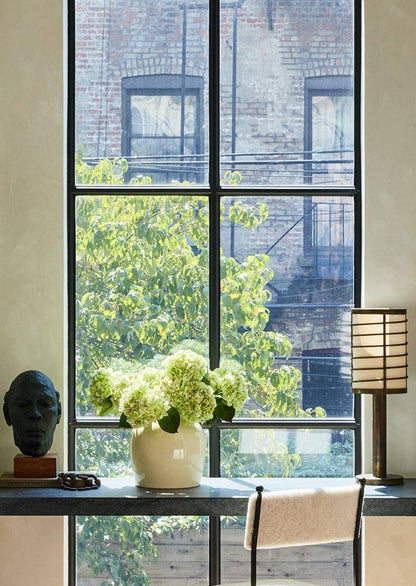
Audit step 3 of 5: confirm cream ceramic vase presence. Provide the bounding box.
[130,421,206,488]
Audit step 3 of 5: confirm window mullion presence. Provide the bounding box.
[208,3,222,586]
[209,0,221,191]
[208,0,221,370]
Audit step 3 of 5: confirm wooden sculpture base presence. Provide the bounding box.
[0,473,60,488]
[13,453,58,478]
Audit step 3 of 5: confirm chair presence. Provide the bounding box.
[215,478,366,586]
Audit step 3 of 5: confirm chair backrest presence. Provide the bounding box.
[244,479,365,585]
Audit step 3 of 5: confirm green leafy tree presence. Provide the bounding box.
[75,151,303,420]
[74,152,316,585]
[77,515,159,586]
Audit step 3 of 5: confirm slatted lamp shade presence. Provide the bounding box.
[351,309,408,485]
[351,309,408,394]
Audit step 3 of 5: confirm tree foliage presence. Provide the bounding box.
[77,515,158,586]
[75,152,305,421]
[74,153,322,585]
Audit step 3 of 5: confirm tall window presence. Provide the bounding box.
[69,1,361,584]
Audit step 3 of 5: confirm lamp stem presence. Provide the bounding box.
[365,393,403,485]
[373,394,386,479]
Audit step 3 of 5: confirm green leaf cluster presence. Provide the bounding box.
[74,155,332,584]
[75,156,305,422]
[77,515,158,585]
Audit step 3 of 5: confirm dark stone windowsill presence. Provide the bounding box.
[0,476,415,517]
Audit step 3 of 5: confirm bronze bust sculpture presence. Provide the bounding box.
[3,370,61,457]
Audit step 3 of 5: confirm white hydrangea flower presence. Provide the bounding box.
[163,350,208,384]
[119,373,169,427]
[167,379,216,425]
[90,368,119,416]
[89,347,248,431]
[210,368,248,412]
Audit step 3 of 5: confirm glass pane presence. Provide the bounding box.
[75,0,209,185]
[220,0,355,186]
[75,195,209,416]
[75,428,131,476]
[221,428,354,478]
[75,428,210,478]
[75,0,354,188]
[310,94,354,186]
[77,516,209,585]
[131,95,197,139]
[221,518,353,585]
[220,196,354,419]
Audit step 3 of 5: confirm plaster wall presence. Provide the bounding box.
[0,1,66,585]
[363,0,416,583]
[0,0,415,585]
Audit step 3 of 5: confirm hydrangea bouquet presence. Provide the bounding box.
[89,349,248,433]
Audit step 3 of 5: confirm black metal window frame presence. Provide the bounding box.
[67,1,362,584]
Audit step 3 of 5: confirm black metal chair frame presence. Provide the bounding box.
[248,478,366,586]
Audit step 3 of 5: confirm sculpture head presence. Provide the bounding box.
[3,370,61,457]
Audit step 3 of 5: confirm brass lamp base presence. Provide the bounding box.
[357,473,404,486]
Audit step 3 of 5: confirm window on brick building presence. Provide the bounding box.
[69,1,361,584]
[303,76,354,281]
[121,75,204,183]
[304,75,354,186]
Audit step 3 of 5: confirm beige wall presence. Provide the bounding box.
[0,0,415,584]
[0,1,66,585]
[363,0,416,584]
[364,0,416,475]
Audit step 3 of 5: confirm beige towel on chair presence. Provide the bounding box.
[244,484,361,550]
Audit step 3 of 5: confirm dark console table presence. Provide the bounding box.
[0,476,415,516]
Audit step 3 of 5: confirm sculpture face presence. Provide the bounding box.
[3,371,61,457]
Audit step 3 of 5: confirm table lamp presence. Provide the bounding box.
[351,308,408,485]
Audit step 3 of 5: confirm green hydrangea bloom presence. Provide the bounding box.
[163,350,208,384]
[167,379,216,425]
[120,373,169,427]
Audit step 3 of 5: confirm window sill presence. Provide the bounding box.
[0,476,414,516]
